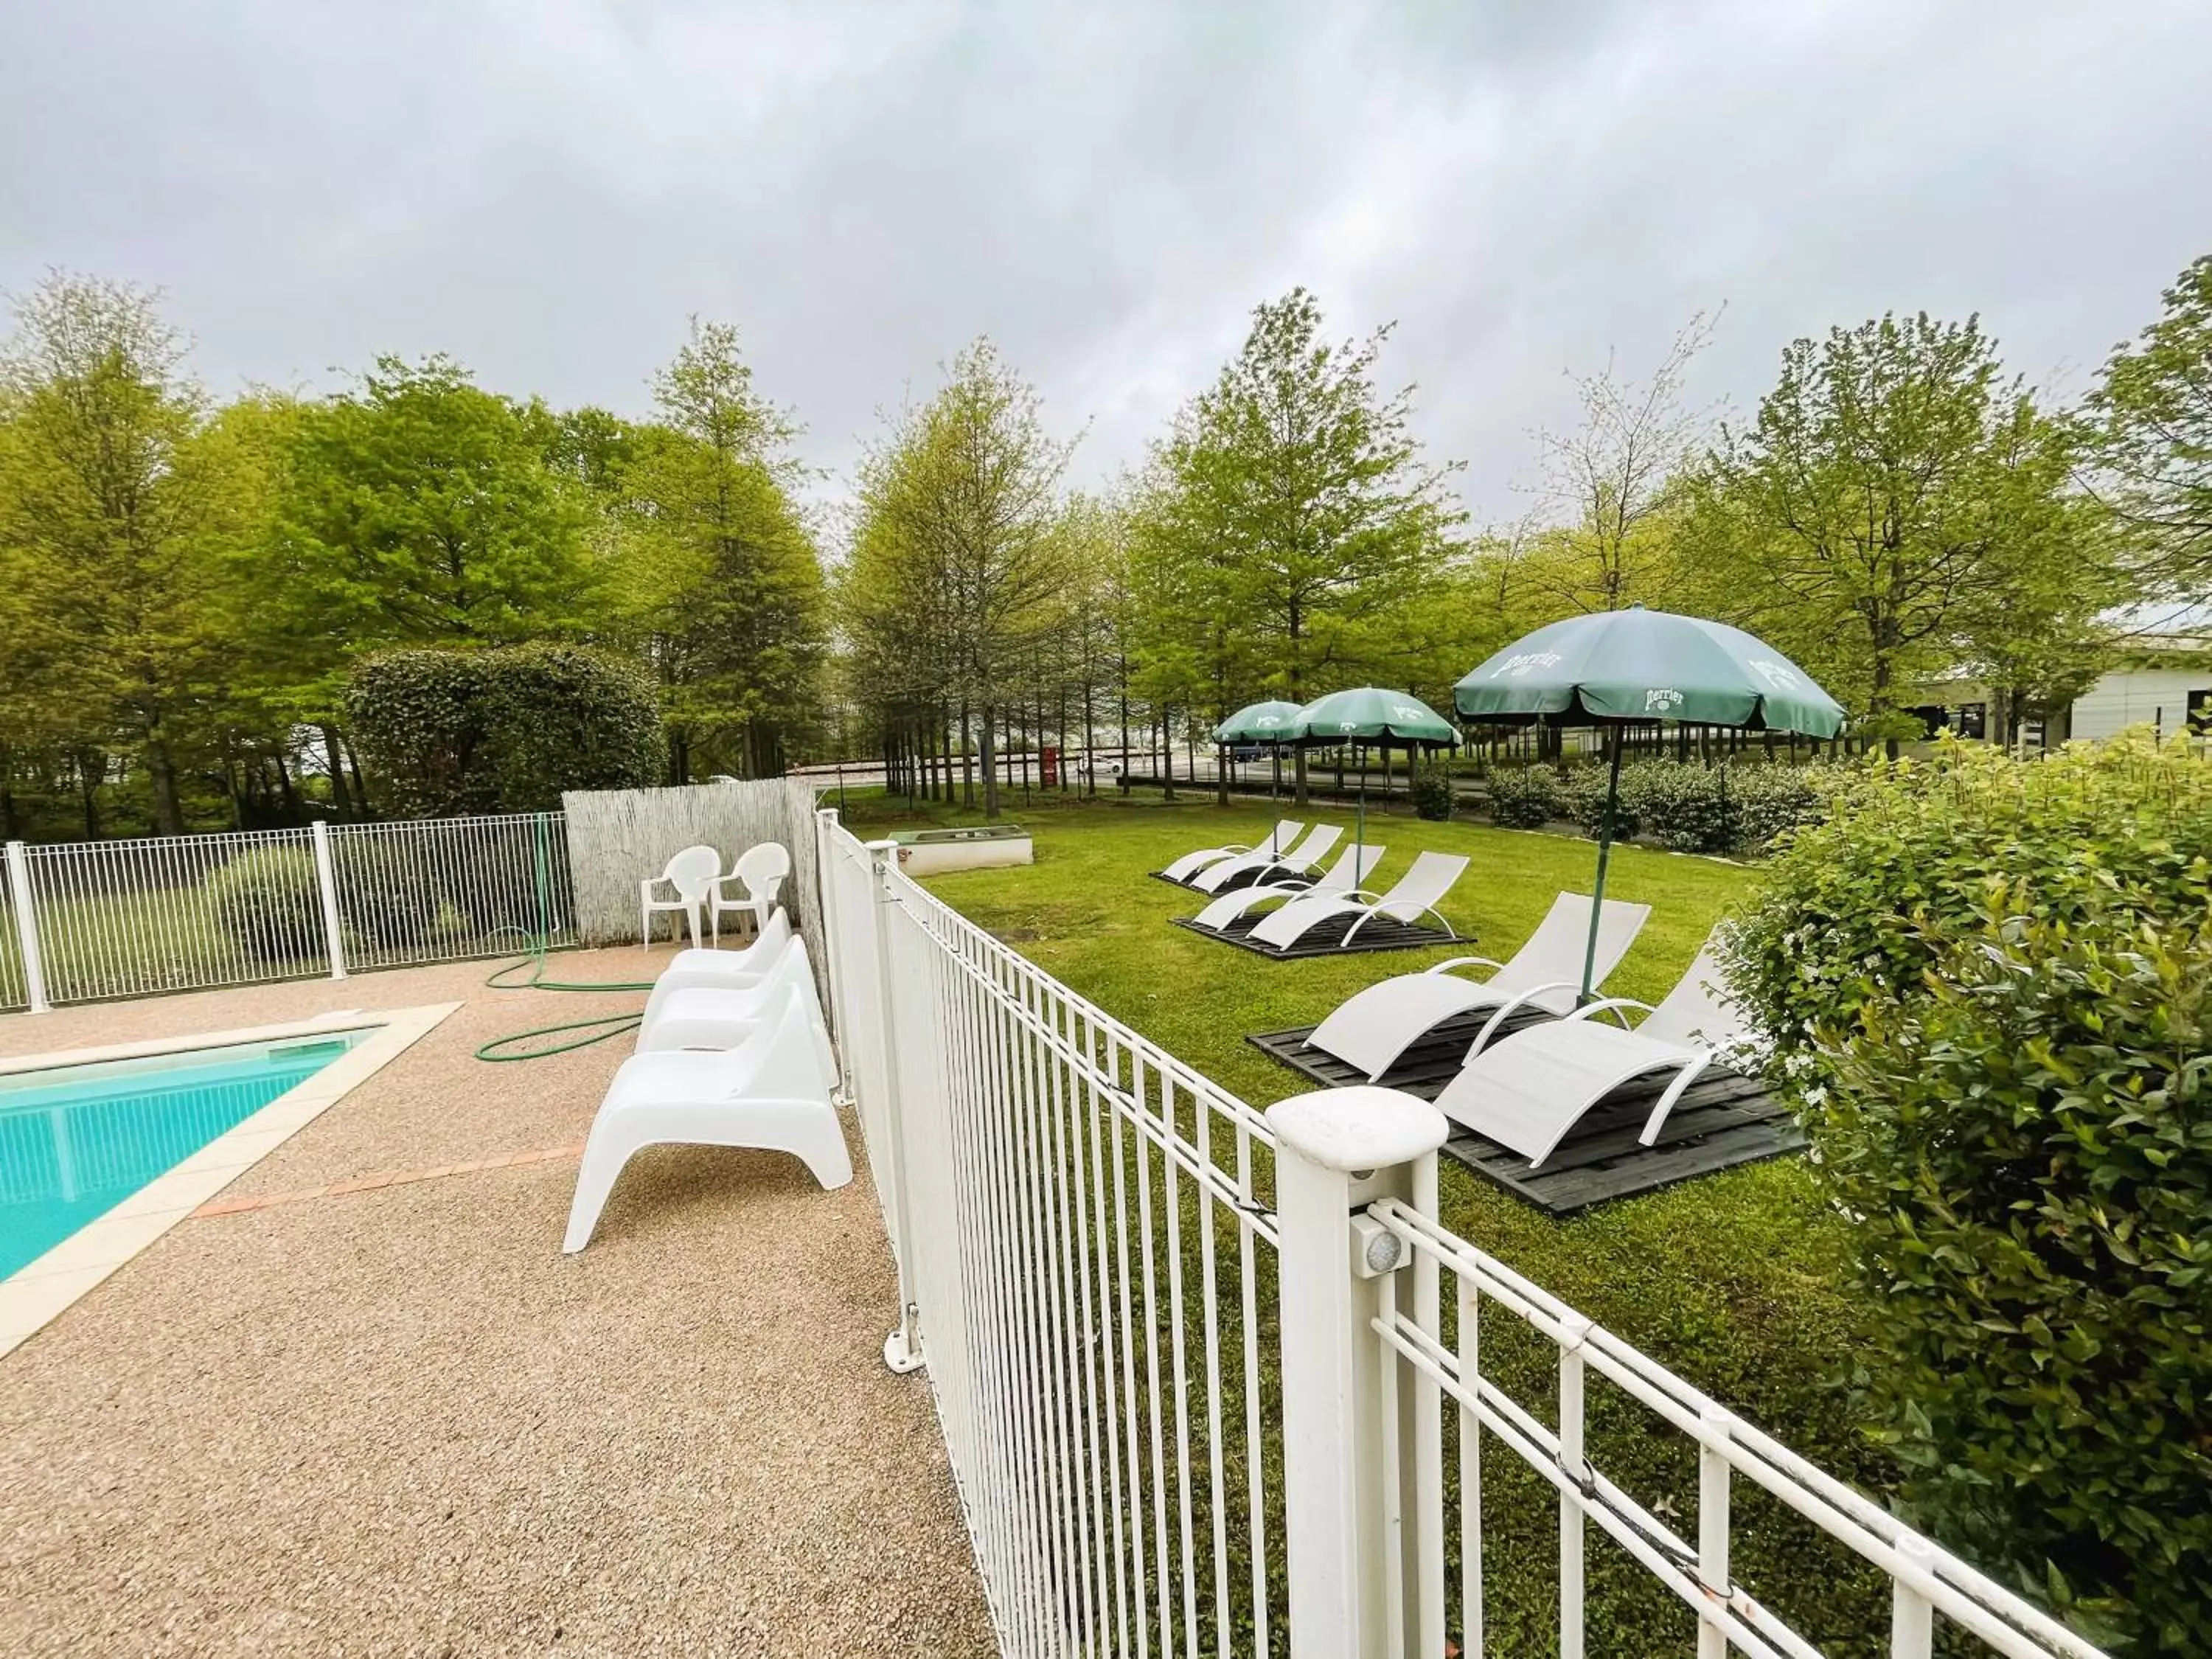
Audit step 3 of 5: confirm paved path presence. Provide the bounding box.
[0,952,995,1656]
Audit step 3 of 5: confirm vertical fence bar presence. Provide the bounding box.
[310,821,347,980]
[7,841,50,1013]
[1557,1313,1590,1659]
[1456,1276,1483,1658]
[1698,1406,1732,1659]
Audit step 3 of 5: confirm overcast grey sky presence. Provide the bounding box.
[4,0,2208,526]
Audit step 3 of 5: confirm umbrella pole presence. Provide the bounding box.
[1581,725,1624,1001]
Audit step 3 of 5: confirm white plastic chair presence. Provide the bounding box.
[1190,843,1388,931]
[1432,938,1751,1165]
[638,935,835,1082]
[710,841,791,946]
[1161,820,1304,883]
[1303,891,1652,1080]
[640,844,721,950]
[1191,824,1344,894]
[1248,849,1469,951]
[644,909,796,1021]
[563,988,852,1253]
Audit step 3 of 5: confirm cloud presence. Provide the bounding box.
[3,0,2208,525]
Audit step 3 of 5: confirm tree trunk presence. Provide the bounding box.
[980,702,999,818]
[272,751,302,821]
[960,700,975,808]
[345,735,372,818]
[321,725,355,819]
[74,750,102,839]
[145,737,184,837]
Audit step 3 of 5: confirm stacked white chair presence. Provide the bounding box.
[567,846,850,1253]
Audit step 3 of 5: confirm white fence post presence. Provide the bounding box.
[867,838,926,1376]
[5,841,51,1013]
[1267,1083,1448,1658]
[310,821,347,981]
[1892,1533,1937,1658]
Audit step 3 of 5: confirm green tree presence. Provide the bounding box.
[846,340,1074,818]
[2084,252,2212,597]
[1688,313,2081,754]
[1142,288,1465,801]
[622,320,827,780]
[259,355,599,705]
[1509,312,1717,616]
[0,273,260,834]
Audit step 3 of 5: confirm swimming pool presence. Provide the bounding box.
[0,1031,372,1279]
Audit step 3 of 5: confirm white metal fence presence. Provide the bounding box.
[1,813,577,1013]
[813,809,2112,1659]
[818,812,1287,1657]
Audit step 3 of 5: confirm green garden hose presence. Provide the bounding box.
[472,813,661,1063]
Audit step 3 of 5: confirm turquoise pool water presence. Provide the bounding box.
[0,1031,369,1279]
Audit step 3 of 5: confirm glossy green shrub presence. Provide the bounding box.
[1723,733,2212,1652]
[345,644,664,818]
[1556,763,1623,838]
[1484,765,1558,829]
[1553,758,1824,854]
[205,846,325,964]
[1621,759,1734,852]
[1408,762,1456,821]
[1729,762,1823,851]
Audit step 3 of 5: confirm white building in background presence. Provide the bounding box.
[2058,603,2212,742]
[1904,604,2211,748]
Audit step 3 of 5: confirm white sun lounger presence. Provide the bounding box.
[1190,842,1388,931]
[1431,939,1750,1166]
[1302,891,1652,1080]
[1191,823,1343,894]
[1248,850,1470,953]
[563,987,852,1253]
[1161,820,1304,883]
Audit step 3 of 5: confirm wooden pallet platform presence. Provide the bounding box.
[1168,911,1460,959]
[1248,1008,1804,1215]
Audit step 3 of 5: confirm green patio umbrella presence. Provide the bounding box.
[1213,699,1304,810]
[1212,699,1305,744]
[1455,605,1844,998]
[1287,686,1460,864]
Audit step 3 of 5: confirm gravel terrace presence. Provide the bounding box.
[0,949,996,1657]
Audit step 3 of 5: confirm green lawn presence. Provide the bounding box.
[838,785,1901,1655]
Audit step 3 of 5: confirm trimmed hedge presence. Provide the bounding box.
[344,644,664,818]
[1489,757,1825,854]
[1484,764,1559,829]
[1723,734,2212,1653]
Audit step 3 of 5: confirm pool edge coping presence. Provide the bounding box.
[0,1002,460,1358]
